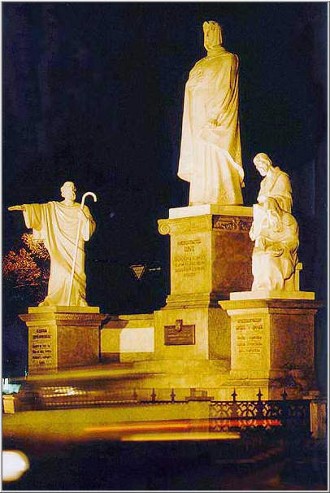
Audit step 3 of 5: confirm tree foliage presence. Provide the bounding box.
[3,233,50,305]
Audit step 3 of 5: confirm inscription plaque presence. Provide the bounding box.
[234,318,264,354]
[173,238,206,278]
[29,326,56,370]
[164,319,195,346]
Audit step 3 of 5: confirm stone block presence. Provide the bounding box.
[20,306,104,374]
[154,306,231,364]
[101,314,155,363]
[158,206,253,306]
[220,297,321,399]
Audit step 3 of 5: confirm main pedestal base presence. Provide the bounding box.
[158,205,254,305]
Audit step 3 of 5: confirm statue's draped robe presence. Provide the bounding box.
[178,47,244,205]
[251,207,299,291]
[23,202,95,306]
[258,167,293,213]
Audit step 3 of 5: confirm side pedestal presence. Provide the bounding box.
[220,296,321,399]
[20,306,105,374]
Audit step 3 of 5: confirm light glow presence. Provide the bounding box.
[2,450,30,482]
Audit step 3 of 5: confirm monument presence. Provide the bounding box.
[159,19,253,308]
[8,21,322,404]
[101,21,254,396]
[9,182,104,373]
[101,21,321,402]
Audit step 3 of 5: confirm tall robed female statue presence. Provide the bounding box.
[178,20,244,206]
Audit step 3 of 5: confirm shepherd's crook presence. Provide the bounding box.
[67,192,97,306]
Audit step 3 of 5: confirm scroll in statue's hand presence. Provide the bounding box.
[8,205,26,211]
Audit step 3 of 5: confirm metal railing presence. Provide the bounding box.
[13,384,311,433]
[209,389,311,433]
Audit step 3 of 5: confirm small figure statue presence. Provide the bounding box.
[249,153,299,291]
[252,152,293,213]
[178,20,244,206]
[8,182,96,306]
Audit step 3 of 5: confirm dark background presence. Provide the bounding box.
[2,2,328,387]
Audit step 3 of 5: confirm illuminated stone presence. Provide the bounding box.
[230,290,315,300]
[159,206,254,304]
[169,205,252,219]
[220,297,321,399]
[101,314,155,363]
[20,306,104,374]
[178,20,244,206]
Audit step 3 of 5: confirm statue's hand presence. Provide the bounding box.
[8,205,25,211]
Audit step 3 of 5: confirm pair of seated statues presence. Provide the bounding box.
[249,153,299,292]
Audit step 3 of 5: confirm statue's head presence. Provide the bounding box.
[203,21,223,51]
[61,181,76,201]
[253,153,273,177]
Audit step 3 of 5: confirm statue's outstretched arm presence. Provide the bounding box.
[8,205,26,211]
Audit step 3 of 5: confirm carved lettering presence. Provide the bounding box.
[178,239,202,246]
[213,216,252,232]
[164,320,195,345]
[234,318,264,355]
[173,236,206,279]
[30,327,55,368]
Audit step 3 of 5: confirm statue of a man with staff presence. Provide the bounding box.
[8,181,97,307]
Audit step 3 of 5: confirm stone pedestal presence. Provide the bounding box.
[220,296,321,399]
[158,205,253,307]
[153,307,231,364]
[147,205,254,383]
[20,306,104,374]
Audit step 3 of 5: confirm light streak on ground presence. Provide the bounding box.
[120,432,241,441]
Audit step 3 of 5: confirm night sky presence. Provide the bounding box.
[2,3,328,381]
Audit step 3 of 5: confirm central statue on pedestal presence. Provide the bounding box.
[178,20,244,206]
